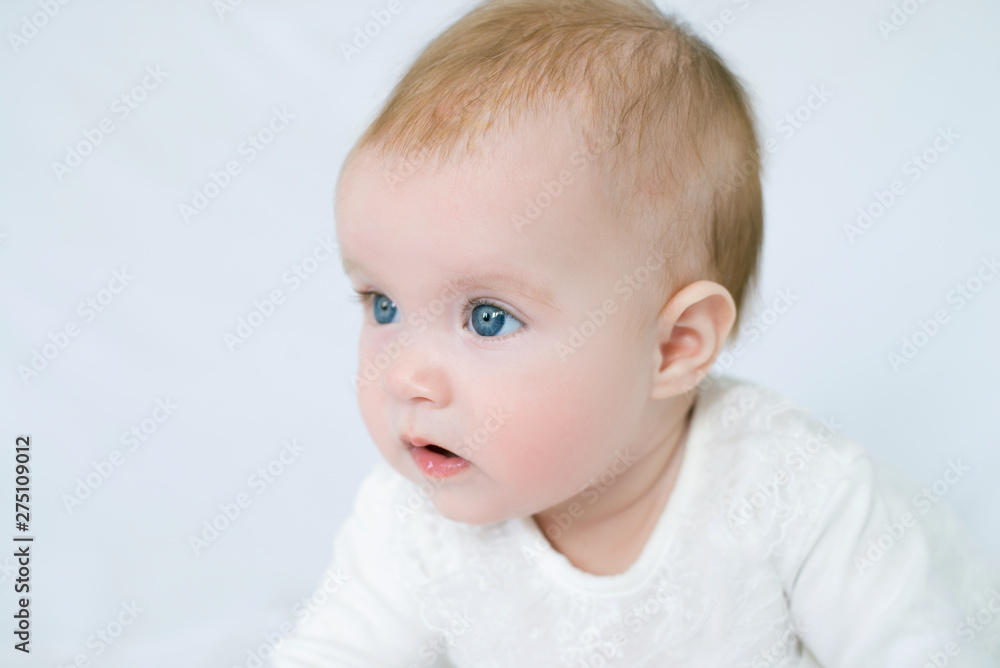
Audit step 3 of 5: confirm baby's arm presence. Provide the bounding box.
[787,453,999,667]
[272,462,442,667]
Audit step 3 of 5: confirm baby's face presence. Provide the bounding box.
[337,112,669,525]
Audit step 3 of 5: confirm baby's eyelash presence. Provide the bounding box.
[350,288,376,304]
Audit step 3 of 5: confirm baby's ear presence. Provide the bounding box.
[649,280,736,399]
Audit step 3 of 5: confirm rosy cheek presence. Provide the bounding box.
[487,364,608,490]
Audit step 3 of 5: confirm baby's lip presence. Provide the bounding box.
[402,434,463,459]
[402,434,433,449]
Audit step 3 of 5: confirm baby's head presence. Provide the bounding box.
[336,0,762,526]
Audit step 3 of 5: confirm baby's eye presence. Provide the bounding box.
[353,291,398,325]
[467,301,523,338]
[372,293,398,324]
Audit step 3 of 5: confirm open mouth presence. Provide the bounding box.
[425,444,458,458]
[407,438,470,478]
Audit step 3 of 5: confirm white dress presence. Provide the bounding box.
[271,377,1000,667]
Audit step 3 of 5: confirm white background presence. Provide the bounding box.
[0,0,997,665]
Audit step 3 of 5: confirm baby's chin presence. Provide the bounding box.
[386,456,535,526]
[435,504,511,527]
[425,486,519,527]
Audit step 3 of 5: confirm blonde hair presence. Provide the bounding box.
[350,0,763,336]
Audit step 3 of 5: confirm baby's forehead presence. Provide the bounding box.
[342,136,620,259]
[337,129,650,287]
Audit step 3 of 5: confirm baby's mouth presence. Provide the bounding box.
[406,438,471,478]
[425,444,459,458]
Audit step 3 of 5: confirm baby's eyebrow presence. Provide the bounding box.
[447,273,558,311]
[341,256,364,275]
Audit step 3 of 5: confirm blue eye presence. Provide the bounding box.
[350,290,398,325]
[467,301,523,338]
[371,293,397,324]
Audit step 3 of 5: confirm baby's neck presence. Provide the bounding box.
[533,403,692,576]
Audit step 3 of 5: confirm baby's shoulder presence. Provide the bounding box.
[696,376,869,480]
[692,377,878,544]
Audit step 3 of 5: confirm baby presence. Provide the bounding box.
[273,0,1000,666]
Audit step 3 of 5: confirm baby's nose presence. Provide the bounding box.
[374,331,453,407]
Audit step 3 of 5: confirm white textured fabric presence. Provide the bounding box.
[272,377,1000,667]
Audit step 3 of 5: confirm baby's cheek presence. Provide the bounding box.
[354,363,395,461]
[494,365,613,490]
[356,389,382,449]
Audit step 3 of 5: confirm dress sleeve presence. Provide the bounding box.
[787,452,1000,667]
[271,460,444,667]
